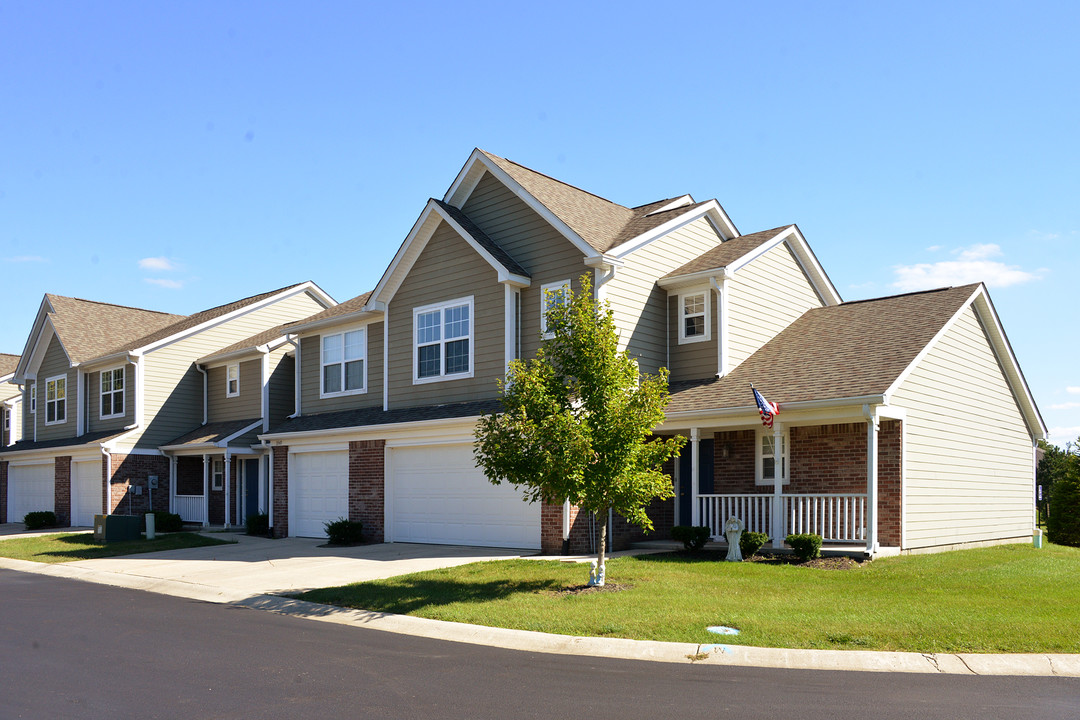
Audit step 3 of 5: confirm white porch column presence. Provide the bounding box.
[690,428,700,527]
[201,454,209,527]
[771,423,784,550]
[865,408,879,555]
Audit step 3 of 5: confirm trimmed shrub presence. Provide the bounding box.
[145,511,184,533]
[246,513,270,537]
[786,533,823,561]
[24,511,58,530]
[1047,470,1080,548]
[671,525,711,552]
[324,517,364,545]
[739,531,770,558]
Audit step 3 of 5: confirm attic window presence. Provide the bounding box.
[226,364,240,397]
[678,291,710,344]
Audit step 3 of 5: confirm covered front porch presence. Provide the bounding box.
[662,405,903,557]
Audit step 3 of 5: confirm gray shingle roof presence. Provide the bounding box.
[4,429,132,454]
[45,295,184,364]
[434,199,529,277]
[284,291,373,331]
[0,353,21,377]
[199,325,291,363]
[666,285,980,414]
[163,419,263,447]
[663,226,794,280]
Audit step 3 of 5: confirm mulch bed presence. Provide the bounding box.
[744,553,863,570]
[547,583,632,596]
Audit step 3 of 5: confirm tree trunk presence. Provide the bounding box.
[595,508,608,586]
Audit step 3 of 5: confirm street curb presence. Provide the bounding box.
[2,557,1077,677]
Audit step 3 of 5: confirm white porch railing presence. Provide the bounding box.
[698,493,867,543]
[174,495,205,524]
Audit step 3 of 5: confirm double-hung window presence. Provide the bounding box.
[757,431,788,485]
[322,328,366,396]
[540,279,571,339]
[100,367,125,418]
[678,290,710,343]
[226,364,240,397]
[30,384,36,414]
[212,459,224,491]
[45,375,66,424]
[414,297,473,382]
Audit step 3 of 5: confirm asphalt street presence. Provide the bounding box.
[1,569,1077,720]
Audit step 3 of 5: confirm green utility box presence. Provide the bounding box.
[93,514,142,543]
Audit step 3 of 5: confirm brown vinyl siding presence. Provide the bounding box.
[86,363,136,433]
[460,171,587,360]
[207,359,262,422]
[387,220,504,409]
[668,291,719,381]
[36,336,76,441]
[298,320,383,414]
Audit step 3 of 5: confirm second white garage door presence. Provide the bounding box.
[290,450,348,538]
[391,444,540,549]
[8,462,54,523]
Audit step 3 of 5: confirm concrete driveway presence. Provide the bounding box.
[61,532,533,596]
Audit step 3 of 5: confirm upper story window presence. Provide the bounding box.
[2,407,9,442]
[226,364,240,397]
[100,367,125,419]
[414,297,473,383]
[678,290,710,344]
[45,375,66,425]
[540,279,571,339]
[757,430,789,485]
[322,328,366,396]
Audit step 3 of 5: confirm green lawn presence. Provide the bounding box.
[299,543,1080,653]
[0,532,231,563]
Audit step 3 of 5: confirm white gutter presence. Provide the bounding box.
[101,445,112,515]
[663,395,889,423]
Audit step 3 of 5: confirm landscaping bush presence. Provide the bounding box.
[23,511,57,530]
[739,531,770,558]
[671,525,711,552]
[1047,471,1080,548]
[786,533,823,561]
[246,512,270,537]
[324,517,364,545]
[146,511,183,533]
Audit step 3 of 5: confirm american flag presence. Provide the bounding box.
[752,385,779,428]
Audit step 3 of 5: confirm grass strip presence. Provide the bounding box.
[0,532,231,563]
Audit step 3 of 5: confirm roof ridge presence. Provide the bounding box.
[838,284,980,307]
[46,294,183,318]
[480,150,628,209]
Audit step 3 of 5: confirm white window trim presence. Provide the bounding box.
[30,384,36,413]
[755,429,789,485]
[99,366,125,420]
[677,289,711,344]
[540,279,571,339]
[320,326,368,398]
[44,374,67,426]
[212,459,224,491]
[225,364,240,398]
[412,295,474,385]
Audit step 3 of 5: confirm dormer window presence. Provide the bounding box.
[100,367,125,419]
[45,375,66,425]
[226,364,240,397]
[321,328,366,396]
[540,279,571,339]
[678,290,711,344]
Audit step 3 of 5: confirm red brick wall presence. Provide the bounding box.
[108,454,171,516]
[0,460,7,523]
[348,440,385,542]
[54,456,71,525]
[877,420,902,547]
[713,430,758,493]
[272,446,288,538]
[175,456,203,495]
[541,501,595,554]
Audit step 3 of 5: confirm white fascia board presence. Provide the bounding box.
[779,226,843,306]
[645,195,694,216]
[657,267,731,291]
[197,335,289,367]
[443,148,488,206]
[101,428,139,451]
[14,296,55,382]
[445,151,600,261]
[78,350,139,373]
[21,318,66,382]
[136,282,334,355]
[287,308,384,337]
[221,420,265,445]
[611,201,736,261]
[660,394,887,428]
[259,414,480,446]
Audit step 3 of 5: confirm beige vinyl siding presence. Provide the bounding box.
[86,363,136,433]
[298,320,383,414]
[606,217,723,376]
[267,349,295,425]
[388,220,504,409]
[726,242,824,369]
[460,171,587,360]
[891,306,1034,550]
[136,290,328,449]
[207,359,262,422]
[36,336,76,441]
[667,291,718,381]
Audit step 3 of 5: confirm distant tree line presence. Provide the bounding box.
[1038,436,1080,547]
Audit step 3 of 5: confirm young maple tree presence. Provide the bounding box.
[474,274,684,584]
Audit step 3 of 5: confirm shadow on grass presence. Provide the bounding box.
[299,576,562,615]
[5,533,228,562]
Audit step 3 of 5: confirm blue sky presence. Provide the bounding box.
[2,1,1077,444]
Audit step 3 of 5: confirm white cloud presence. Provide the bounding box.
[3,255,47,263]
[1048,426,1080,445]
[926,245,943,252]
[892,243,1041,292]
[139,256,178,271]
[1050,401,1080,410]
[1067,387,1080,395]
[145,277,184,289]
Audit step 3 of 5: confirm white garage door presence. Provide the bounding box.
[71,460,103,527]
[290,450,348,538]
[391,444,540,549]
[8,463,54,523]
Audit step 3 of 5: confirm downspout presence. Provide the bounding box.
[196,365,208,425]
[562,499,571,555]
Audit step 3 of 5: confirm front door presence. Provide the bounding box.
[243,458,260,520]
[677,439,714,525]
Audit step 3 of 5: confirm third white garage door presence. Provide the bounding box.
[290,450,348,538]
[390,444,540,549]
[7,462,54,523]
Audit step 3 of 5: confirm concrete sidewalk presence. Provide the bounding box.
[0,531,1076,677]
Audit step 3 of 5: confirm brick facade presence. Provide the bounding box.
[348,440,385,542]
[54,456,71,525]
[272,445,288,537]
[108,453,171,516]
[540,501,595,554]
